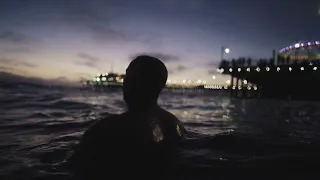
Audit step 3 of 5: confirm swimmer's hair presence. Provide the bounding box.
[130,55,168,90]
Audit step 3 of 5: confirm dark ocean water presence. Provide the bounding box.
[1,85,320,180]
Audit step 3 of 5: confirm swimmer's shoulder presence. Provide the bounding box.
[158,107,186,136]
[81,113,127,141]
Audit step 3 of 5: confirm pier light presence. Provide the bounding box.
[225,48,230,54]
[256,67,260,72]
[300,67,304,71]
[96,77,100,82]
[101,77,107,81]
[238,68,241,72]
[314,67,318,71]
[289,67,292,72]
[229,68,233,72]
[221,68,224,73]
[243,80,248,85]
[294,43,300,48]
[105,73,109,76]
[277,67,280,72]
[301,43,304,47]
[316,41,320,45]
[247,86,252,90]
[216,68,220,73]
[238,86,242,90]
[308,42,311,46]
[253,86,258,90]
[266,67,270,71]
[232,86,236,90]
[224,86,228,89]
[246,68,250,72]
[212,76,216,79]
[226,80,231,84]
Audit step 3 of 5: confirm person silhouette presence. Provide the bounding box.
[70,55,185,180]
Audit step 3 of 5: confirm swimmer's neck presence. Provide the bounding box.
[127,101,159,114]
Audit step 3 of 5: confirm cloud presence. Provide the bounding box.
[75,53,102,69]
[0,57,37,68]
[176,65,187,72]
[129,52,180,62]
[168,65,188,75]
[75,61,99,69]
[19,61,37,68]
[0,30,39,44]
[78,53,100,62]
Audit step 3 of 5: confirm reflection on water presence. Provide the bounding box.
[1,87,320,179]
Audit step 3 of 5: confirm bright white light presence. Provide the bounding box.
[102,77,107,81]
[253,86,258,90]
[224,86,228,89]
[266,67,270,71]
[300,67,304,71]
[225,48,230,54]
[295,43,300,48]
[243,80,248,85]
[212,76,216,80]
[197,80,201,83]
[232,86,236,90]
[277,67,280,72]
[316,41,320,45]
[105,73,109,76]
[229,68,233,72]
[247,86,251,90]
[246,68,250,72]
[314,67,318,70]
[238,68,241,72]
[238,86,242,90]
[220,68,224,73]
[289,67,292,71]
[308,42,311,46]
[96,77,100,82]
[256,67,260,72]
[226,80,231,84]
[182,80,186,84]
[167,79,171,83]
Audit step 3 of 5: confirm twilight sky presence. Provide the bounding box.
[0,0,319,85]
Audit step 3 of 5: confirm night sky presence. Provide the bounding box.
[0,0,319,85]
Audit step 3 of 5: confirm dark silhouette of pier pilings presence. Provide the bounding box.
[218,57,320,100]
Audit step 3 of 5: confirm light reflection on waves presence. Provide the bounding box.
[2,87,320,179]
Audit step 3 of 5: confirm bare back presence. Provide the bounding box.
[70,107,185,179]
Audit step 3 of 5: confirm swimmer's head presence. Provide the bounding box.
[123,55,168,109]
